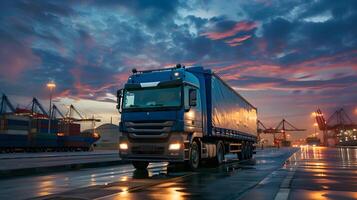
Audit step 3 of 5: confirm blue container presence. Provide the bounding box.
[0,134,28,148]
[7,119,29,127]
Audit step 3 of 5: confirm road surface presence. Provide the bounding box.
[0,147,356,200]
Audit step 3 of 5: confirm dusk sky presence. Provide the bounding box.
[0,0,356,141]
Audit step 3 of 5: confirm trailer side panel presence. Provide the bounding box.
[208,73,257,138]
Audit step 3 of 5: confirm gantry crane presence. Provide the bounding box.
[50,104,65,120]
[0,94,15,114]
[30,98,49,118]
[64,104,100,122]
[257,119,305,147]
[63,104,101,135]
[314,108,357,146]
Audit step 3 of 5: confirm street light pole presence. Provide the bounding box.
[313,122,318,137]
[47,81,56,134]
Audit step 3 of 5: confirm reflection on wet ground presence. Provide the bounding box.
[0,148,298,200]
[33,148,296,200]
[288,146,357,200]
[0,162,168,199]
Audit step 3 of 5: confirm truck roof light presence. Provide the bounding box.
[132,68,137,74]
[176,64,182,68]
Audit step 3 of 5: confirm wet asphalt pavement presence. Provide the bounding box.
[289,147,357,200]
[0,147,356,200]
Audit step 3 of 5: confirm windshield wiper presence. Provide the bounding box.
[129,105,139,108]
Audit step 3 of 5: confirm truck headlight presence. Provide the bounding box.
[119,143,128,150]
[169,143,181,150]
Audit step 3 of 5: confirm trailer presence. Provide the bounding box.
[117,65,257,170]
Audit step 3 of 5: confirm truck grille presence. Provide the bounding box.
[125,121,174,135]
[131,145,165,155]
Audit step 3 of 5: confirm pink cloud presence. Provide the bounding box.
[208,49,357,91]
[225,35,252,46]
[202,21,258,40]
[0,39,40,81]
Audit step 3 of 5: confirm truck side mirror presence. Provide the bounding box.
[189,89,197,107]
[116,89,123,113]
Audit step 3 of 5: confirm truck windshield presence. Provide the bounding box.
[123,87,181,109]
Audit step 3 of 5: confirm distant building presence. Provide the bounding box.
[83,123,120,150]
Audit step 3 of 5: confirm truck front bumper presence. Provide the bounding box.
[119,133,188,162]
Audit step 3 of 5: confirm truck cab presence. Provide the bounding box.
[117,65,204,169]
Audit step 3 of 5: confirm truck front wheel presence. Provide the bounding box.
[188,141,200,170]
[132,161,149,170]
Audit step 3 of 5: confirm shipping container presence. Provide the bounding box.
[58,123,80,135]
[32,119,59,132]
[0,118,5,130]
[0,134,28,147]
[1,130,28,135]
[0,113,99,152]
[2,115,30,131]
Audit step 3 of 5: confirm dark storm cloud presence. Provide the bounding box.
[0,0,356,126]
[87,0,181,28]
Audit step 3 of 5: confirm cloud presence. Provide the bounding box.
[225,35,252,46]
[201,21,258,40]
[1,0,356,129]
[0,31,40,81]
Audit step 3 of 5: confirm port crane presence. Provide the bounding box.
[258,119,305,146]
[30,98,49,118]
[314,108,357,146]
[64,104,100,122]
[0,94,15,114]
[50,104,65,120]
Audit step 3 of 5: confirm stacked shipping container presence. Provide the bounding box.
[58,122,80,135]
[0,114,99,151]
[0,115,30,148]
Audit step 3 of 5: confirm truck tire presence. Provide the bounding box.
[188,140,200,170]
[215,141,224,165]
[132,161,149,170]
[237,143,245,160]
[243,144,249,160]
[247,144,253,159]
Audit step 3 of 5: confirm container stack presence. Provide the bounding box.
[58,122,80,135]
[32,119,59,134]
[31,119,59,147]
[0,114,30,148]
[0,94,100,152]
[2,115,30,135]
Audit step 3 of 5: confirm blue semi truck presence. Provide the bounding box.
[116,65,257,170]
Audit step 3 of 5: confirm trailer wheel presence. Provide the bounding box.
[243,144,249,160]
[216,141,225,165]
[132,161,149,170]
[237,143,244,160]
[247,144,253,159]
[188,140,200,170]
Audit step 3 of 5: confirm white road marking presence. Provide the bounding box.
[274,152,299,200]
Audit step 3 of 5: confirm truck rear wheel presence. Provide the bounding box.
[247,144,253,159]
[216,141,224,165]
[238,143,246,160]
[132,161,149,170]
[188,140,200,170]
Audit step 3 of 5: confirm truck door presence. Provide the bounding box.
[184,86,203,132]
